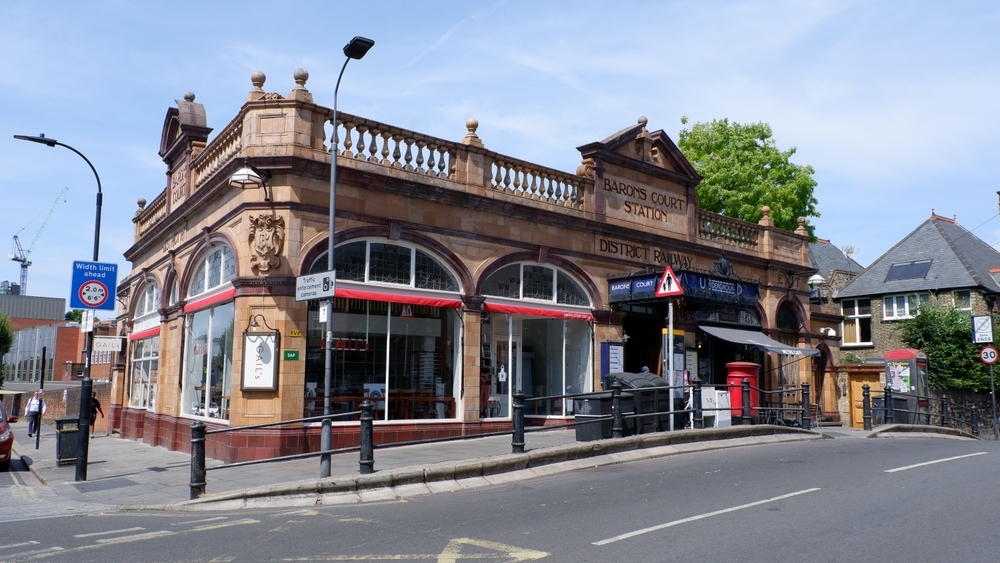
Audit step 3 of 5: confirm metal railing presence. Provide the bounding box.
[859,384,993,439]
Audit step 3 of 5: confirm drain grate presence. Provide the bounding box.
[74,477,139,493]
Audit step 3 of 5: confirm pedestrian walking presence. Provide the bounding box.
[25,390,46,437]
[90,392,105,438]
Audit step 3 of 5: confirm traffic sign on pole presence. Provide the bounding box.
[295,272,336,302]
[980,346,998,365]
[69,261,118,311]
[972,315,993,343]
[655,265,684,298]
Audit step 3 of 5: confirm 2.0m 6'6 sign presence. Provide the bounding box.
[70,261,118,311]
[980,346,998,365]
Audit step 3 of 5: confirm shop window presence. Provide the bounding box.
[128,282,161,410]
[841,299,872,346]
[883,293,929,320]
[303,299,460,421]
[129,336,159,409]
[182,245,236,421]
[483,263,591,307]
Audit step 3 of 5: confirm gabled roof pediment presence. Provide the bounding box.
[577,117,700,185]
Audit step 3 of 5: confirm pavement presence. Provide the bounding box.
[5,418,971,513]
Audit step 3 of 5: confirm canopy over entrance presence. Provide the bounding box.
[700,325,819,356]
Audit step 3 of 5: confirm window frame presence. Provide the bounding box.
[882,293,930,320]
[311,239,462,294]
[482,262,591,307]
[952,290,972,311]
[841,298,872,347]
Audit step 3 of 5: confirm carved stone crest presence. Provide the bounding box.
[248,214,284,273]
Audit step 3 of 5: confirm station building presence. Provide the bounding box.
[116,70,825,461]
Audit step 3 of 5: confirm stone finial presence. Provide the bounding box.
[461,117,484,147]
[134,197,147,218]
[758,205,774,227]
[183,91,196,102]
[638,116,648,129]
[248,70,266,101]
[795,216,808,236]
[288,68,313,102]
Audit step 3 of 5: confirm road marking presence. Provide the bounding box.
[0,541,39,550]
[283,537,549,561]
[593,488,822,546]
[3,546,64,558]
[95,530,174,544]
[171,516,228,526]
[74,526,145,538]
[191,518,260,531]
[884,452,988,473]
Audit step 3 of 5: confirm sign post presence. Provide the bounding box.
[656,266,684,431]
[979,342,998,438]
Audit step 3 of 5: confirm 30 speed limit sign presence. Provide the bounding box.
[980,346,998,365]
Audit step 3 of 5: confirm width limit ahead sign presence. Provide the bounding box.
[70,261,118,311]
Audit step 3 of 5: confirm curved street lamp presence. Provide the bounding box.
[322,36,374,478]
[14,133,103,482]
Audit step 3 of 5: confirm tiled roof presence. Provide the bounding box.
[809,239,864,279]
[837,215,1000,298]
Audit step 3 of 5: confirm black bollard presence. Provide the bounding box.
[862,384,872,431]
[693,378,704,430]
[802,382,811,431]
[611,380,623,439]
[884,385,894,425]
[190,421,206,500]
[940,395,948,427]
[741,378,752,425]
[971,405,980,438]
[512,392,525,453]
[359,400,375,474]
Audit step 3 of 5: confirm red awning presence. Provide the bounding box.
[335,287,462,309]
[129,327,161,341]
[484,302,593,321]
[183,288,236,313]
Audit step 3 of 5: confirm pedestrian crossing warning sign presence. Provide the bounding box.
[655,265,684,297]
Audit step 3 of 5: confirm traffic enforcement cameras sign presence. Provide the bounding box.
[70,261,118,311]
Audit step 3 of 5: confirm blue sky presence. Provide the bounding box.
[2,1,999,307]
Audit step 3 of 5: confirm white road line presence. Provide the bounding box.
[170,516,228,526]
[884,452,988,473]
[0,541,39,550]
[74,526,145,538]
[95,530,173,544]
[3,547,64,558]
[593,488,822,546]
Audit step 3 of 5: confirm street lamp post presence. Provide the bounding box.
[321,36,374,478]
[14,133,103,482]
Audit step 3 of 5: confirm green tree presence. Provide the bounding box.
[678,117,820,237]
[0,312,13,388]
[65,309,83,322]
[895,301,993,391]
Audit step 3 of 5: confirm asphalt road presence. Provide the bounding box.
[1,433,997,562]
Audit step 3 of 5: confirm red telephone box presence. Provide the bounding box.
[884,349,929,423]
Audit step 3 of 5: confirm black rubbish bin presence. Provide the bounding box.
[612,372,673,433]
[55,416,80,466]
[573,393,612,442]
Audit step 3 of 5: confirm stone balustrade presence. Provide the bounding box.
[134,191,166,239]
[333,111,455,179]
[193,119,243,190]
[489,154,583,208]
[696,209,760,249]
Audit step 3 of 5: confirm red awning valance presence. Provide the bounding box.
[183,288,236,313]
[129,327,161,341]
[484,302,593,321]
[335,287,462,309]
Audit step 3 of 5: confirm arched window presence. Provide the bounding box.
[188,245,236,298]
[304,240,462,422]
[129,282,161,410]
[482,263,590,307]
[777,302,798,332]
[311,240,460,292]
[182,244,236,422]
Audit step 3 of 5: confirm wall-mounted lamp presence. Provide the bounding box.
[807,274,826,287]
[246,313,275,332]
[230,157,272,201]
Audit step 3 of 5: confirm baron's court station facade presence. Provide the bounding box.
[114,69,830,462]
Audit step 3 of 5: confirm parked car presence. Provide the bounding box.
[0,400,12,471]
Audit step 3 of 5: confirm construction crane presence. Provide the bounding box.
[8,187,69,295]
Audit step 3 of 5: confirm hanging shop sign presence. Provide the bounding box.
[241,330,280,391]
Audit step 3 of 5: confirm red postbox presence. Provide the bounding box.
[726,361,760,418]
